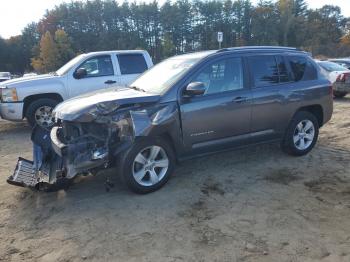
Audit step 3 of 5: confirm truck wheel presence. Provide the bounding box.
[333,91,347,98]
[281,111,319,156]
[118,137,176,194]
[26,98,59,127]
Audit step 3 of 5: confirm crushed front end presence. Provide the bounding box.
[7,86,180,191]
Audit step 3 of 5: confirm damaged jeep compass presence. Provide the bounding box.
[8,46,333,193]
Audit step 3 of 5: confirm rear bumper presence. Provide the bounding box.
[0,102,24,120]
[333,82,350,93]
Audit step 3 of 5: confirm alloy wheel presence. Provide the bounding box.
[132,146,169,187]
[293,119,315,150]
[34,106,54,127]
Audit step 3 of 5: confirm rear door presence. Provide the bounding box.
[248,54,294,140]
[116,53,149,86]
[68,55,118,98]
[180,56,252,151]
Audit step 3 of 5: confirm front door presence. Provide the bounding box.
[180,56,252,151]
[68,55,118,98]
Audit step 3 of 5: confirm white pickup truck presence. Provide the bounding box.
[0,50,153,127]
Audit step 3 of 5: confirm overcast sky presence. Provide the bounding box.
[0,0,349,39]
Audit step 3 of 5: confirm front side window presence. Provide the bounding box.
[78,55,114,77]
[192,57,244,95]
[249,56,279,87]
[117,54,148,75]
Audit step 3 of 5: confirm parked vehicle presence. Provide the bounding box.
[0,50,153,127]
[328,58,350,70]
[22,73,38,78]
[317,60,350,98]
[8,46,333,194]
[0,72,11,82]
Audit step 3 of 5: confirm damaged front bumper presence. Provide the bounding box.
[7,101,180,190]
[7,158,49,188]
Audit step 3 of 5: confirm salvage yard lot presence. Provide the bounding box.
[0,99,350,262]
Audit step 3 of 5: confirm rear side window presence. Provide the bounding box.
[287,56,317,81]
[276,56,290,83]
[117,54,148,75]
[248,56,279,87]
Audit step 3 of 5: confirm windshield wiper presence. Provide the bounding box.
[129,86,146,92]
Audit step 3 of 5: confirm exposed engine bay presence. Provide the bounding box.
[7,87,181,190]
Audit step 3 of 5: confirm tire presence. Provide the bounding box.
[25,98,59,127]
[118,137,176,194]
[281,111,319,156]
[333,91,347,98]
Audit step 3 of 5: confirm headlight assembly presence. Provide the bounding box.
[1,88,18,102]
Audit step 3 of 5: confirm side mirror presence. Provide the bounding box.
[73,68,87,79]
[184,82,206,97]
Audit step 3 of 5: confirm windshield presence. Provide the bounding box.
[130,57,202,94]
[56,54,85,76]
[318,61,348,72]
[0,72,10,77]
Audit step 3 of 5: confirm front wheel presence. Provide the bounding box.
[118,137,176,194]
[25,98,59,127]
[281,111,319,156]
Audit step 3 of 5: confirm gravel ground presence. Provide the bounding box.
[0,99,350,262]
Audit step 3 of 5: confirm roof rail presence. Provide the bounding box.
[217,46,302,53]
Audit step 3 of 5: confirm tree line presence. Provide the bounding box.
[0,0,350,74]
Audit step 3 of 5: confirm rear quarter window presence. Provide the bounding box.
[117,54,148,75]
[287,56,317,81]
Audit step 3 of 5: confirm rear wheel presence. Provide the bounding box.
[118,137,176,194]
[281,111,319,156]
[25,98,59,127]
[333,91,347,98]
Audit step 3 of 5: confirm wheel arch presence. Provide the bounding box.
[295,104,324,127]
[23,93,63,116]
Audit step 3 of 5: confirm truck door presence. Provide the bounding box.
[68,55,118,98]
[116,53,149,86]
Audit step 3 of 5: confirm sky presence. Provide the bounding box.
[0,0,349,39]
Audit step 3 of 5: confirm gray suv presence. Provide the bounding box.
[8,46,333,194]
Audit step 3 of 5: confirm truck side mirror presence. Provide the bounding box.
[73,68,87,79]
[183,82,206,97]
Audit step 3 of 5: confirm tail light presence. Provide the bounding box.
[336,72,350,82]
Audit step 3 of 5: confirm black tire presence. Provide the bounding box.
[118,137,176,194]
[281,111,319,156]
[333,91,347,98]
[25,98,59,127]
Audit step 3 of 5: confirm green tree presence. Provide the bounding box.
[54,29,75,66]
[31,31,60,73]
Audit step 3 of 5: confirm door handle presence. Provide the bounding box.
[105,80,116,84]
[232,96,247,103]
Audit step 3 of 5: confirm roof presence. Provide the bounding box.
[218,46,303,53]
[84,50,148,56]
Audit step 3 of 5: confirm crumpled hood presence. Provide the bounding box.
[0,74,60,88]
[53,87,160,122]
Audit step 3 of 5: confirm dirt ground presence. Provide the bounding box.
[1,99,350,262]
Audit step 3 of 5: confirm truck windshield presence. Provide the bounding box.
[56,55,85,76]
[318,61,348,72]
[130,57,202,94]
